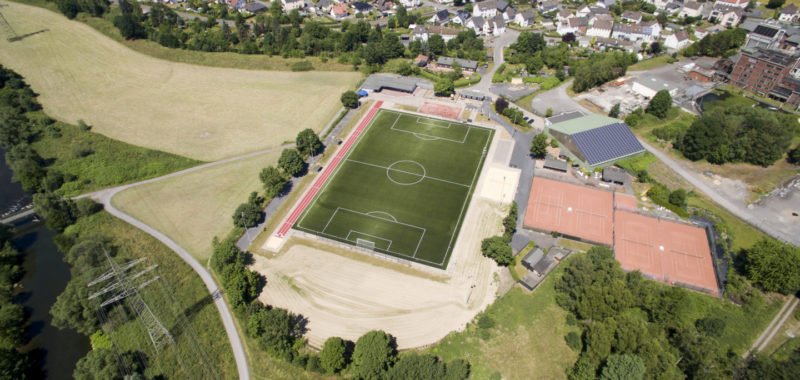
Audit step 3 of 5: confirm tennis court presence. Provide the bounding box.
[614,210,720,296]
[523,177,614,245]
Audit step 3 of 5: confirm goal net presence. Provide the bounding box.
[356,238,376,251]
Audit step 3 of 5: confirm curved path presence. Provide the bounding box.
[79,145,293,380]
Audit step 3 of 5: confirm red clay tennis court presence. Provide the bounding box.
[418,102,462,120]
[615,211,719,296]
[523,177,614,245]
[615,193,638,212]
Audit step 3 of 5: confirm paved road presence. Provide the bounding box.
[467,30,519,95]
[744,296,800,359]
[531,79,591,116]
[78,145,293,380]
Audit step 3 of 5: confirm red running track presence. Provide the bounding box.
[276,101,384,238]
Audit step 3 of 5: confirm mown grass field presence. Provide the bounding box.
[65,212,236,379]
[0,2,359,161]
[295,110,493,268]
[30,117,200,196]
[113,150,281,261]
[427,262,581,379]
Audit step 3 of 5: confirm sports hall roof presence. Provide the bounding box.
[548,115,645,166]
[547,114,620,135]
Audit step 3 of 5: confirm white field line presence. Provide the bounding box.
[345,159,471,188]
[348,231,393,250]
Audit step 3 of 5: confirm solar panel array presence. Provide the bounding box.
[570,122,644,165]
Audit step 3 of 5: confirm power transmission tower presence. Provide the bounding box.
[88,249,175,354]
[0,4,20,41]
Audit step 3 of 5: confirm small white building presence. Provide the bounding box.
[632,78,679,98]
[557,8,573,23]
[780,4,800,23]
[515,9,536,28]
[714,0,749,8]
[399,0,420,8]
[474,1,498,18]
[679,1,703,18]
[492,15,506,36]
[664,30,691,50]
[587,20,613,38]
[281,0,304,11]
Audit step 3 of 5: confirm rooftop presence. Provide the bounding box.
[743,47,799,67]
[547,114,622,135]
[546,111,584,125]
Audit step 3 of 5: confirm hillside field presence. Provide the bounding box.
[0,2,359,161]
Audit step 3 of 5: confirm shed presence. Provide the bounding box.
[521,248,544,270]
[544,155,569,172]
[360,75,419,93]
[602,166,627,185]
[458,90,487,101]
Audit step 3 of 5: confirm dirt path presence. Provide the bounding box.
[744,296,800,359]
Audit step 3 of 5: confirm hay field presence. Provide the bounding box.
[113,150,281,261]
[0,3,360,161]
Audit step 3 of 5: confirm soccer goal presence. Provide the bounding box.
[356,238,376,251]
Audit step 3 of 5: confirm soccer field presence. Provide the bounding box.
[295,109,494,269]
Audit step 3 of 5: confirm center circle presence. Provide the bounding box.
[386,160,426,186]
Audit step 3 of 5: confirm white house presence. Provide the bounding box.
[679,1,703,18]
[515,9,536,27]
[645,0,670,10]
[503,7,517,22]
[474,1,497,18]
[428,9,450,24]
[399,0,420,8]
[640,20,662,40]
[612,23,655,42]
[576,4,591,17]
[411,25,429,42]
[281,0,304,11]
[539,0,559,14]
[632,78,679,98]
[492,14,506,36]
[621,10,642,23]
[694,27,709,39]
[714,0,749,8]
[429,25,459,42]
[557,8,573,23]
[586,20,613,38]
[467,16,489,35]
[709,4,743,27]
[664,30,691,50]
[779,4,800,23]
[452,10,471,25]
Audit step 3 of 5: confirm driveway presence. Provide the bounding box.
[467,30,519,96]
[530,79,592,116]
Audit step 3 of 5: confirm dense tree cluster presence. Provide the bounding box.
[210,238,263,314]
[683,29,747,58]
[571,51,637,92]
[678,96,798,166]
[646,90,672,119]
[554,246,791,380]
[0,224,36,378]
[341,90,360,109]
[530,133,548,158]
[741,238,800,294]
[480,236,513,266]
[506,32,571,74]
[55,0,109,19]
[502,201,517,242]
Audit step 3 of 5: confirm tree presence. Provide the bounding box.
[113,14,146,39]
[599,354,646,380]
[320,337,348,373]
[0,303,26,349]
[352,330,398,380]
[73,349,120,380]
[609,103,621,118]
[480,236,513,266]
[650,42,661,55]
[341,90,360,109]
[259,166,286,198]
[434,78,454,97]
[246,305,300,358]
[232,202,260,227]
[278,149,304,176]
[530,133,548,158]
[296,128,322,156]
[646,90,672,118]
[546,108,553,117]
[443,359,471,380]
[396,5,409,28]
[386,353,445,380]
[55,0,81,19]
[33,192,75,232]
[50,279,99,335]
[562,32,576,43]
[428,34,445,56]
[742,238,800,294]
[495,97,509,114]
[767,0,785,8]
[789,146,800,164]
[668,189,687,209]
[0,348,34,379]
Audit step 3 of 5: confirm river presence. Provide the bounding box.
[1,148,90,379]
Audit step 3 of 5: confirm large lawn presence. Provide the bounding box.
[295,110,493,268]
[113,150,282,261]
[0,2,359,161]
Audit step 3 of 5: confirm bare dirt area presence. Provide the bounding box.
[0,3,359,161]
[251,199,503,349]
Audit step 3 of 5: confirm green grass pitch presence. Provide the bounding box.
[294,109,494,269]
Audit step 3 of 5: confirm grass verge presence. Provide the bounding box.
[628,54,673,71]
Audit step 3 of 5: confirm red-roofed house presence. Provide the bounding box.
[714,0,749,8]
[331,3,349,20]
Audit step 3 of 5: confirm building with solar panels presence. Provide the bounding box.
[544,114,645,169]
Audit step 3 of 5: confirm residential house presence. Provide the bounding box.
[452,10,471,25]
[576,4,591,17]
[467,16,489,35]
[539,0,559,14]
[429,9,450,24]
[587,20,613,38]
[780,4,800,23]
[437,0,453,3]
[589,6,610,18]
[331,3,348,19]
[429,25,459,41]
[515,9,537,27]
[496,0,510,13]
[557,8,573,23]
[663,2,683,15]
[640,20,662,40]
[503,7,517,22]
[557,17,579,36]
[730,48,800,100]
[352,1,372,13]
[399,0,420,8]
[372,0,393,13]
[714,0,749,8]
[595,36,638,53]
[590,13,614,25]
[621,10,642,23]
[310,0,332,12]
[745,24,786,50]
[664,30,691,50]
[694,27,709,39]
[243,2,267,13]
[281,0,304,11]
[411,25,430,42]
[492,14,506,36]
[612,22,656,42]
[474,1,498,18]
[709,4,743,27]
[646,0,670,10]
[414,54,430,67]
[679,1,703,18]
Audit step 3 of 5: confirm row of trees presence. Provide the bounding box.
[506,32,569,77]
[682,28,747,58]
[0,225,37,378]
[571,51,638,93]
[479,202,518,266]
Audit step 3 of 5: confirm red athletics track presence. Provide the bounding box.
[276,101,384,238]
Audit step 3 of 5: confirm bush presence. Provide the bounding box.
[434,78,455,96]
[480,236,513,266]
[565,332,582,351]
[232,202,260,227]
[340,90,359,109]
[495,97,509,114]
[290,61,314,71]
[74,198,103,218]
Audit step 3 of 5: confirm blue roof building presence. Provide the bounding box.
[545,114,645,168]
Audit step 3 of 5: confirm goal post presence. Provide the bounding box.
[356,238,376,251]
